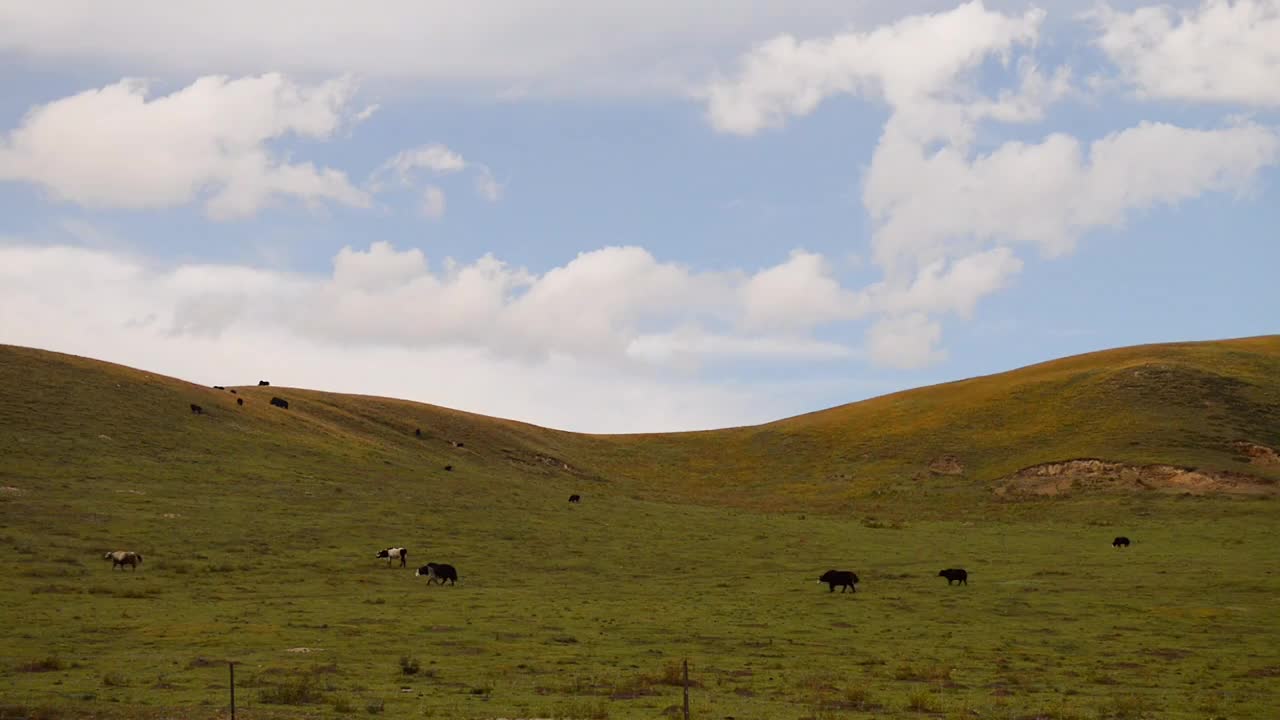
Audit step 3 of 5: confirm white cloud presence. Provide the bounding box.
[0,74,372,219]
[0,1,961,97]
[373,145,467,187]
[739,250,868,332]
[864,120,1280,271]
[870,248,1024,319]
[705,1,1280,369]
[421,186,447,219]
[0,240,865,372]
[0,241,888,432]
[1095,0,1280,106]
[704,1,1048,137]
[474,165,504,202]
[866,313,945,369]
[370,143,503,208]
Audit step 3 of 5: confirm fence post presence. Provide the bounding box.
[229,662,236,720]
[682,658,690,720]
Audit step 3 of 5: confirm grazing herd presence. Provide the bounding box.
[103,529,1133,595]
[174,383,1137,597]
[817,538,1137,594]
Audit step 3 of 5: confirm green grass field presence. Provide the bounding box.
[2,339,1279,719]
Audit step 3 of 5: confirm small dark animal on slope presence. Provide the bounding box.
[270,397,289,409]
[229,389,237,394]
[104,551,142,570]
[1113,536,1131,548]
[444,465,453,472]
[938,568,968,585]
[189,403,203,415]
[258,380,270,386]
[415,428,422,437]
[376,547,408,567]
[568,494,581,503]
[416,562,458,585]
[819,569,858,593]
[237,398,244,406]
[213,385,225,390]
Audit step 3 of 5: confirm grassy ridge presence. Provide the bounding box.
[4,336,1278,515]
[1,338,1279,718]
[573,335,1280,510]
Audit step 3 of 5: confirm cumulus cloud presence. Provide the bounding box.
[0,74,371,219]
[866,314,945,369]
[1094,0,1280,106]
[704,1,1050,137]
[0,241,898,431]
[705,1,1280,368]
[0,240,867,370]
[864,120,1280,271]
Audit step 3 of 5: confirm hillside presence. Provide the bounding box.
[2,336,1279,514]
[3,338,1280,720]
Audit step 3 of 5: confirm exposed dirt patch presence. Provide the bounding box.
[928,455,965,475]
[1233,441,1280,467]
[0,486,24,495]
[994,459,1277,497]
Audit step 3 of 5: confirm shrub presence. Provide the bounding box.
[905,689,941,713]
[257,678,323,705]
[17,656,66,673]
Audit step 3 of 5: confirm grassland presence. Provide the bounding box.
[1,338,1279,719]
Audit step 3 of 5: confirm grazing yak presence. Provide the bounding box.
[258,380,270,386]
[818,569,858,593]
[270,397,289,409]
[568,494,581,503]
[189,403,203,415]
[237,398,244,406]
[415,428,422,438]
[938,568,968,585]
[104,551,142,570]
[376,547,408,567]
[415,562,458,585]
[213,385,225,390]
[1113,536,1131,548]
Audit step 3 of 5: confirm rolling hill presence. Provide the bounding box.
[3,336,1278,515]
[3,337,1280,719]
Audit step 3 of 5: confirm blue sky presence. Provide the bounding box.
[1,1,1277,432]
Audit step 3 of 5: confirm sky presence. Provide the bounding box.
[1,0,1278,433]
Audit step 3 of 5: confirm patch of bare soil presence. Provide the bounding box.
[1234,441,1280,467]
[928,455,965,475]
[994,459,1277,497]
